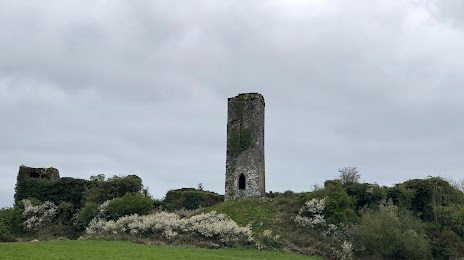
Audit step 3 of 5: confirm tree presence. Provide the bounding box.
[339,167,360,185]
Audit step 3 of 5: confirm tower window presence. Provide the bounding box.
[239,174,246,190]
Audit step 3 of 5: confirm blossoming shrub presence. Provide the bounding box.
[294,198,338,236]
[299,180,356,225]
[295,198,326,229]
[84,211,253,246]
[22,200,57,231]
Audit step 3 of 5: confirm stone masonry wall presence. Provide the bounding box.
[225,93,265,201]
[16,165,60,183]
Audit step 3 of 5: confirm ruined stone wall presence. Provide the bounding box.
[16,165,60,183]
[225,93,265,201]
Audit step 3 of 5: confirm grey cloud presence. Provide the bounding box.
[1,0,464,207]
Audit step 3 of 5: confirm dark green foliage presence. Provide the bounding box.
[436,204,464,237]
[13,173,144,238]
[107,193,154,220]
[323,180,356,225]
[0,222,15,242]
[77,202,99,227]
[83,175,143,205]
[266,191,281,198]
[0,206,22,236]
[426,223,464,259]
[15,175,143,209]
[153,199,163,210]
[0,206,23,242]
[15,177,91,209]
[345,183,386,212]
[302,180,356,225]
[386,184,416,209]
[282,190,297,200]
[392,177,464,221]
[424,205,464,259]
[57,202,74,225]
[34,224,81,240]
[353,205,431,260]
[164,188,224,210]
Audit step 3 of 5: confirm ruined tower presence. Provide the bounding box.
[225,93,265,201]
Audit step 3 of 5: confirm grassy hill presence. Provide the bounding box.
[197,197,281,233]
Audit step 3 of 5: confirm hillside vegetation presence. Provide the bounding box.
[2,168,464,259]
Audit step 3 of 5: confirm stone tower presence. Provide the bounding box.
[225,93,265,201]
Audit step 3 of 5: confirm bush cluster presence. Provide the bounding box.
[22,200,58,231]
[15,175,143,209]
[4,167,464,259]
[84,211,253,246]
[0,206,22,241]
[163,188,223,210]
[351,203,431,259]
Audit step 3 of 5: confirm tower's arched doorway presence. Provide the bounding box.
[239,174,246,190]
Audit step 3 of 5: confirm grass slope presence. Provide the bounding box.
[198,198,280,233]
[0,240,319,260]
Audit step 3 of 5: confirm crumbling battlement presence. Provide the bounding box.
[16,165,60,184]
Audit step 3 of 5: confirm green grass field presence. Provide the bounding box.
[0,240,319,260]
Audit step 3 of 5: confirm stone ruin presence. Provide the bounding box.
[16,165,60,183]
[225,93,265,201]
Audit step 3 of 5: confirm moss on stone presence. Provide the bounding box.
[234,100,245,118]
[228,127,252,157]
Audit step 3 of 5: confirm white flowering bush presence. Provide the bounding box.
[261,228,280,245]
[294,198,340,236]
[295,198,326,229]
[97,200,110,218]
[337,241,353,260]
[22,200,58,231]
[85,211,253,246]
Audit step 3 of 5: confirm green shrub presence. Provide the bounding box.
[163,188,224,210]
[426,223,464,260]
[265,191,281,198]
[436,204,464,237]
[0,222,15,242]
[107,193,154,220]
[282,190,297,200]
[353,204,431,259]
[400,177,464,221]
[386,184,416,210]
[304,180,356,225]
[35,224,80,240]
[77,202,99,227]
[15,178,91,209]
[15,175,143,209]
[0,206,23,237]
[57,202,74,225]
[345,183,386,212]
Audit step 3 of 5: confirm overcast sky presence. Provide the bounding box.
[1,0,464,207]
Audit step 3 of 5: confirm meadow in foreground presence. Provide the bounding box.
[0,240,320,260]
